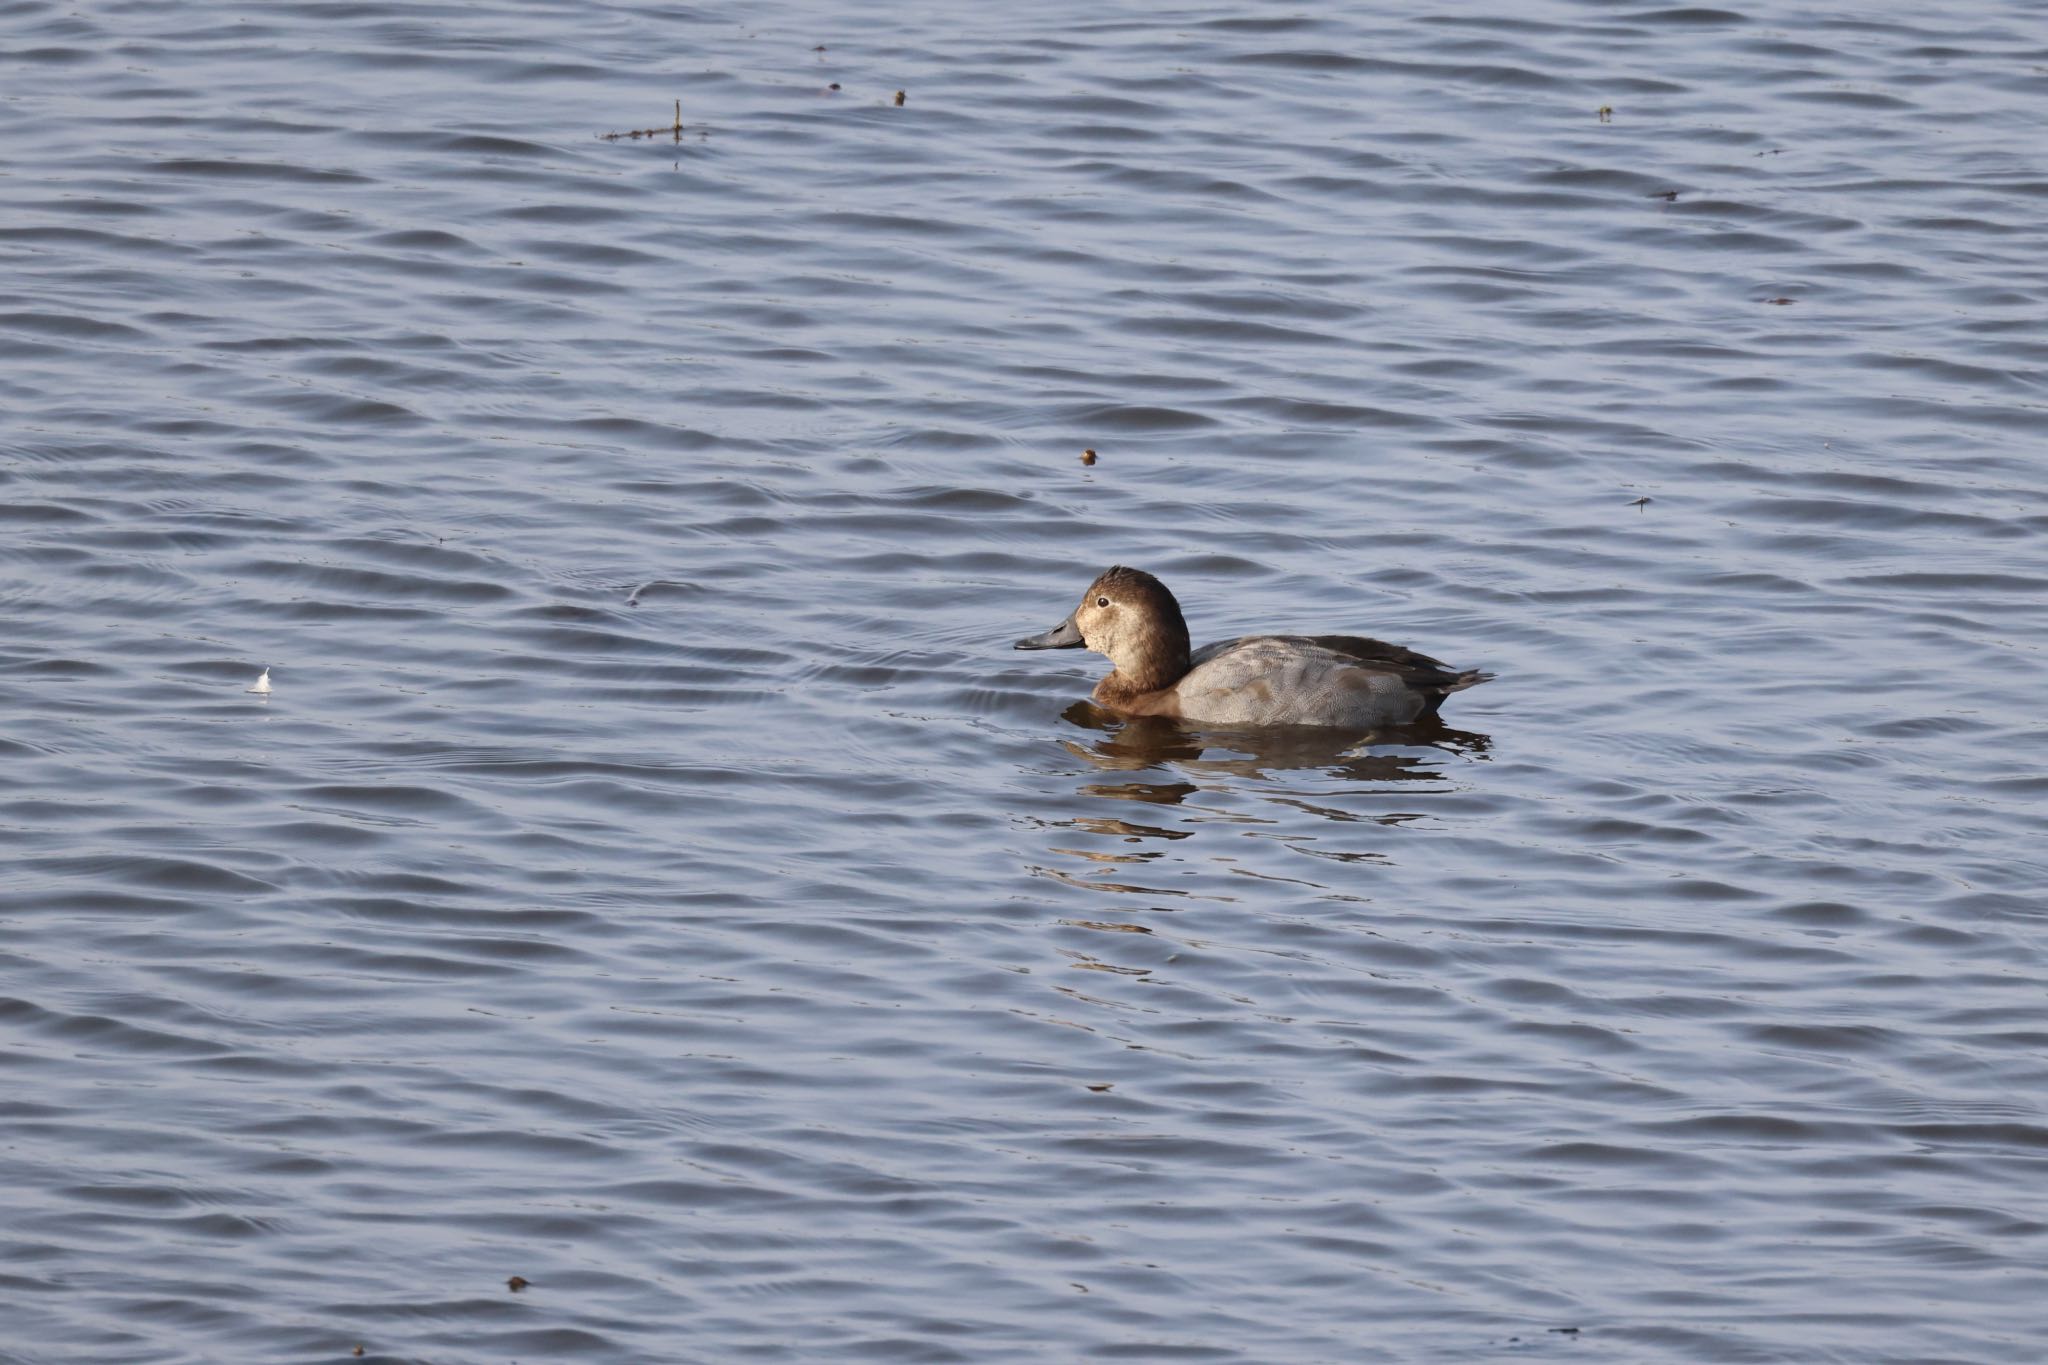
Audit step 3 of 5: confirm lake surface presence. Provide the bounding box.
[3,1,2046,1360]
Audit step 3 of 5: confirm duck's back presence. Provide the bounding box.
[1175,634,1489,728]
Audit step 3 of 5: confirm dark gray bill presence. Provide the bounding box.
[1014,614,1083,650]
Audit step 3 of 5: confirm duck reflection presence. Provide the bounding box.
[1029,705,1493,986]
[1057,700,1488,802]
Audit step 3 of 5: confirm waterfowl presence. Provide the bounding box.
[1015,566,1491,728]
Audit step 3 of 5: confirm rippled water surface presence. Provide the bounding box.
[5,1,2048,1360]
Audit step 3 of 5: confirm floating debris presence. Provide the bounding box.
[1080,447,1097,466]
[353,1348,365,1359]
[1597,105,1614,122]
[246,667,271,694]
[894,90,906,106]
[1762,297,1796,305]
[600,100,687,142]
[1648,189,1678,201]
[827,82,841,92]
[1628,495,1652,508]
[507,1275,530,1293]
[1087,1083,1113,1092]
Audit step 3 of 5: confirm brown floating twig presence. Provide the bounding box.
[598,99,690,142]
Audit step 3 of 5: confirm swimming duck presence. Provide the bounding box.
[1015,566,1492,728]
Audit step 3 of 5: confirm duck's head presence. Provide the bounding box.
[1015,565,1191,689]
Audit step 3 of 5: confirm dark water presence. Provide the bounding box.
[4,1,2047,1360]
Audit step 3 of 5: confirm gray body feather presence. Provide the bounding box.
[1175,635,1489,728]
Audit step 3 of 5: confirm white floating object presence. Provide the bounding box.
[247,668,272,694]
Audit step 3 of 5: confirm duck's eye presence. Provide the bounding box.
[1096,596,1110,608]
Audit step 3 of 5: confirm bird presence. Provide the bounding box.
[1015,566,1490,728]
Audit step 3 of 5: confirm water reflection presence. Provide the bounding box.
[1030,702,1493,913]
[1057,700,1490,802]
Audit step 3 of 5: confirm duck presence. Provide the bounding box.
[1015,565,1492,728]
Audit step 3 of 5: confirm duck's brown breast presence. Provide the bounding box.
[1092,674,1184,720]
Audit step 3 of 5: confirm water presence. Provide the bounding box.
[4,1,2046,1360]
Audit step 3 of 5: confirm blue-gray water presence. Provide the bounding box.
[4,1,2046,1361]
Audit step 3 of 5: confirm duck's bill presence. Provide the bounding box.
[1014,615,1084,650]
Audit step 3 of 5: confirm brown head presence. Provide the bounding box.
[1014,565,1192,693]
